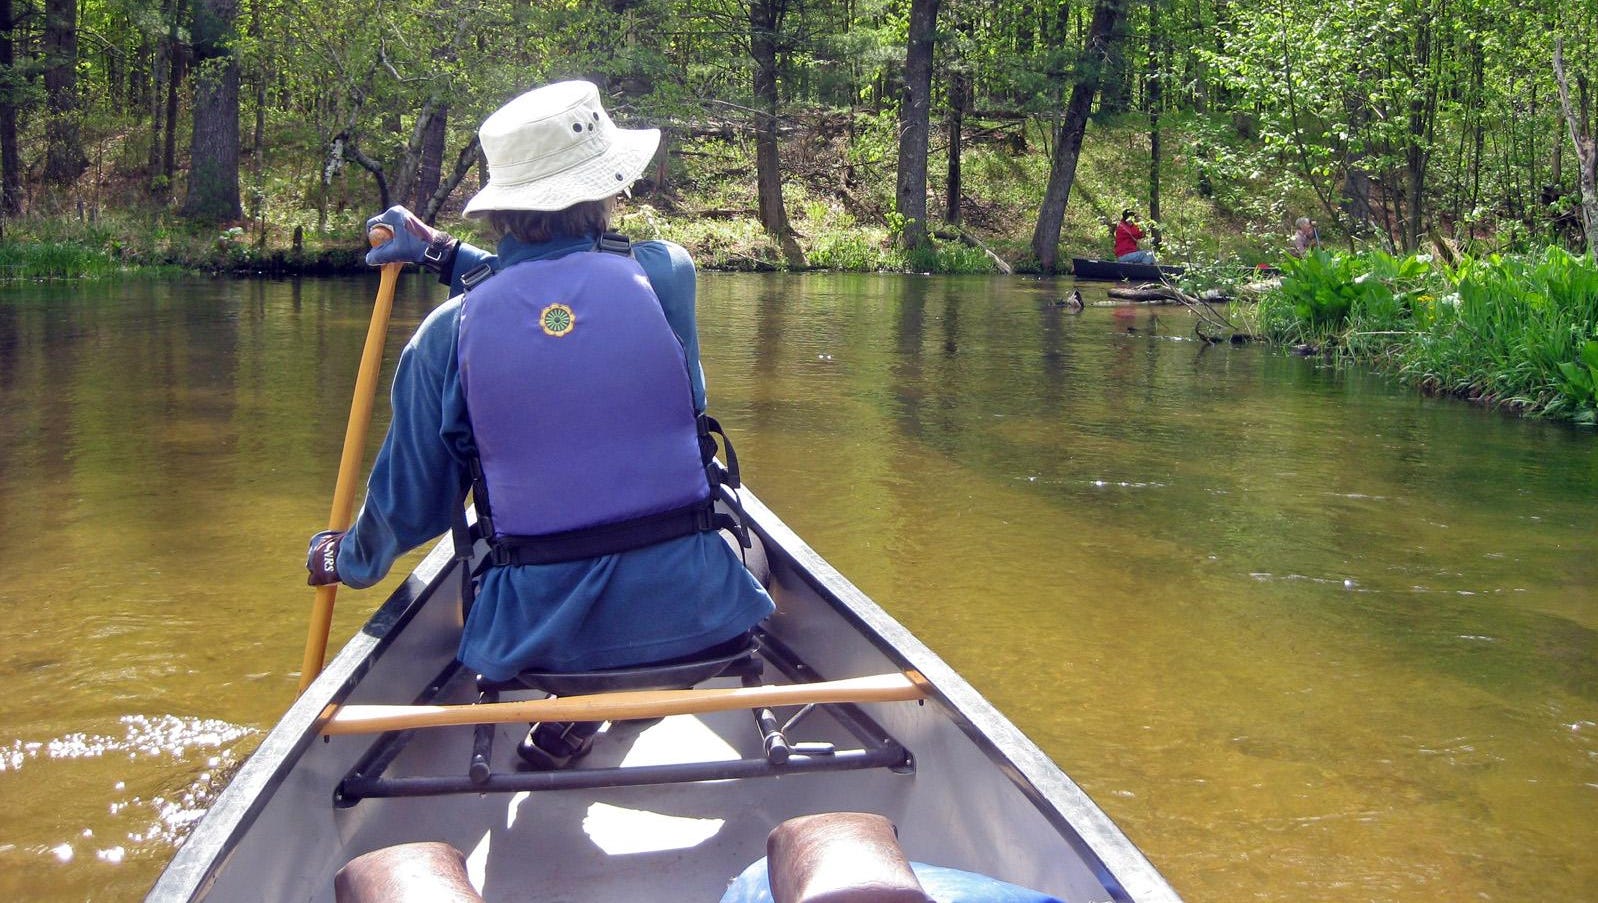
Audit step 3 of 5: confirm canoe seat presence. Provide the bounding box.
[333,841,483,903]
[475,633,763,696]
[465,635,764,781]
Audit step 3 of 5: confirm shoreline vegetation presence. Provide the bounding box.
[8,212,1594,425]
[1242,247,1598,425]
[5,207,1598,428]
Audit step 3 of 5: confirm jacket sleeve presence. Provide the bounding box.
[633,240,707,413]
[335,299,473,589]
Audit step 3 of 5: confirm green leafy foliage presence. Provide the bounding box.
[1251,246,1598,422]
[1555,341,1598,423]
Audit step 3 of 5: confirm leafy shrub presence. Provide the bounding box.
[808,231,900,271]
[1252,245,1598,422]
[1555,341,1598,424]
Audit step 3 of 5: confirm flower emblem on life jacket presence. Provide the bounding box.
[539,303,575,337]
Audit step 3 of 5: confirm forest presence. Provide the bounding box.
[0,0,1595,275]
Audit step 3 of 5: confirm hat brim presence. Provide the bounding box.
[463,127,661,216]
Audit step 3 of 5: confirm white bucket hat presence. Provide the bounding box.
[462,81,661,216]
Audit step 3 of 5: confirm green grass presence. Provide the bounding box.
[0,238,124,279]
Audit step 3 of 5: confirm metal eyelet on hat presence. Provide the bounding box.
[615,172,624,181]
[572,122,583,133]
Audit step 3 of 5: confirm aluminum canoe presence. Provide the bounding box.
[147,486,1181,903]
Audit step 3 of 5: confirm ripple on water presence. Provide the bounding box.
[2,713,257,864]
[1,713,253,773]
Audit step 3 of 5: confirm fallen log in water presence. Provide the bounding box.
[1107,284,1195,303]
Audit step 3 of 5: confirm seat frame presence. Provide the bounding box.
[333,631,914,807]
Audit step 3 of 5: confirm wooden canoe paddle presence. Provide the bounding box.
[320,671,929,735]
[297,225,403,694]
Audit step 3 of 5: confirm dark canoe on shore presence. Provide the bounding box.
[1071,258,1186,282]
[147,482,1181,903]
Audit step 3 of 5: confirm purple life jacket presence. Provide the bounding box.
[457,246,719,562]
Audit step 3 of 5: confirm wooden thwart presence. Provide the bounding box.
[321,671,929,736]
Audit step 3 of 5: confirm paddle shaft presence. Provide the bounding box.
[321,672,927,735]
[298,226,403,693]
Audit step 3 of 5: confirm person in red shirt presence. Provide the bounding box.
[1113,209,1154,264]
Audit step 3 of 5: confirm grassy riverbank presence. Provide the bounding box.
[1243,247,1598,424]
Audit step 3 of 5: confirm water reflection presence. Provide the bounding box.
[0,271,1593,901]
[694,272,1598,903]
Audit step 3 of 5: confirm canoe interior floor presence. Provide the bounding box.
[323,681,920,903]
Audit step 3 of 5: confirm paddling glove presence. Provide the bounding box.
[306,530,345,586]
[364,206,458,282]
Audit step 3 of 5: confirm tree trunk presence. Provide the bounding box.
[1403,4,1436,252]
[1554,39,1598,262]
[414,104,447,213]
[181,0,242,222]
[146,18,167,186]
[945,65,966,226]
[894,0,940,250]
[420,135,479,224]
[391,99,436,210]
[0,0,22,215]
[749,0,802,264]
[944,17,972,227]
[162,5,184,193]
[337,135,390,210]
[249,0,265,175]
[1030,0,1129,273]
[1147,0,1162,252]
[43,0,89,187]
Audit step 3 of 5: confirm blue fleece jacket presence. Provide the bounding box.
[336,232,772,680]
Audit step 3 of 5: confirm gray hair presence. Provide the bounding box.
[1296,217,1312,229]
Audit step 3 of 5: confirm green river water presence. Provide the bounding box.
[0,272,1594,901]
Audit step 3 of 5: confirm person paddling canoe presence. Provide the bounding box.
[305,80,774,771]
[1113,209,1155,265]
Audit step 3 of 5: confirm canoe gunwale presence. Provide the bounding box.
[1070,257,1185,283]
[732,489,1177,903]
[145,539,461,902]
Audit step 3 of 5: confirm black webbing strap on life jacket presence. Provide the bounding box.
[487,499,737,566]
[697,414,740,488]
[449,502,477,616]
[447,260,497,613]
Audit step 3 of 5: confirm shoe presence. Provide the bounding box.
[516,721,598,770]
[605,716,664,740]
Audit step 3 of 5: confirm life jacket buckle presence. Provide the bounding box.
[460,262,494,289]
[596,232,632,256]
